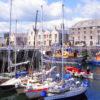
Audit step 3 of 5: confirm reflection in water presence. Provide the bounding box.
[0,93,28,100]
[0,90,17,100]
[0,93,87,100]
[60,94,87,100]
[0,80,100,100]
[86,79,100,100]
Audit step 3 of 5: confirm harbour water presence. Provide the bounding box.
[86,79,100,100]
[86,65,100,100]
[0,65,100,100]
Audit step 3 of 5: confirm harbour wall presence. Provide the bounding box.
[0,48,41,73]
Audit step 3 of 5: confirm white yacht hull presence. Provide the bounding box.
[26,87,87,100]
[44,87,87,100]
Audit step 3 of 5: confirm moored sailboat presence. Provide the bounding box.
[24,1,88,100]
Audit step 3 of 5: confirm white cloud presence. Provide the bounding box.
[48,2,62,17]
[0,22,9,32]
[75,0,100,18]
[12,0,47,20]
[0,17,88,34]
[0,1,9,20]
[0,0,72,21]
[0,0,100,34]
[41,1,72,21]
[0,0,47,21]
[0,22,33,33]
[43,17,88,29]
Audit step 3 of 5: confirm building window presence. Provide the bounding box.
[72,28,74,30]
[84,31,86,34]
[97,30,100,33]
[97,26,100,28]
[55,34,57,38]
[84,36,86,39]
[78,28,80,30]
[38,41,40,45]
[49,40,51,46]
[39,35,41,39]
[44,35,46,38]
[84,27,86,29]
[55,39,57,42]
[73,37,74,40]
[90,41,93,46]
[98,35,100,44]
[90,30,92,34]
[90,27,93,29]
[44,41,46,45]
[49,34,51,38]
[90,36,92,39]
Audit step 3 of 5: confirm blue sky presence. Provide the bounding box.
[0,0,100,33]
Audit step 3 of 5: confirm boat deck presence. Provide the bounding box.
[1,78,20,86]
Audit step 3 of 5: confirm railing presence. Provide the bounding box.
[0,45,35,50]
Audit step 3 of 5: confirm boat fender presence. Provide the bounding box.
[76,81,80,85]
[15,83,19,88]
[40,91,47,97]
[76,81,80,87]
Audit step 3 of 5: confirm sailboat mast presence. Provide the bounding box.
[14,19,17,73]
[9,0,12,38]
[8,0,12,72]
[41,5,44,69]
[34,10,38,47]
[41,4,44,82]
[61,0,64,80]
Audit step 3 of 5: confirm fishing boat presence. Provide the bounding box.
[53,49,75,58]
[65,66,93,79]
[89,52,100,65]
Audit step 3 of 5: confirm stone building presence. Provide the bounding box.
[27,28,66,49]
[36,29,59,48]
[9,27,68,50]
[10,33,28,47]
[69,19,100,46]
